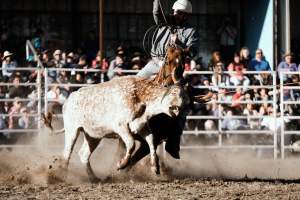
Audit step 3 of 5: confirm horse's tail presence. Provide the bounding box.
[42,112,65,134]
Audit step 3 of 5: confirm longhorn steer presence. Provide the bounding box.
[58,76,184,181]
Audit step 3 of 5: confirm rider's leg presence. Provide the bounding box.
[136,60,161,78]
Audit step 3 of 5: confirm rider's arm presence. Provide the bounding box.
[153,0,169,25]
[185,29,200,58]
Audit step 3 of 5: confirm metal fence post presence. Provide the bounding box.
[272,71,278,159]
[280,72,285,159]
[44,68,48,115]
[37,68,42,146]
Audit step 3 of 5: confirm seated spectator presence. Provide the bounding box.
[92,51,109,82]
[64,52,76,69]
[240,47,252,69]
[71,55,88,85]
[249,49,271,85]
[52,49,64,69]
[221,108,245,130]
[243,102,260,129]
[18,107,29,129]
[8,75,30,98]
[130,52,145,70]
[0,101,8,130]
[231,88,245,111]
[8,98,22,129]
[2,51,17,82]
[211,61,230,92]
[47,49,64,82]
[207,51,222,71]
[259,88,269,109]
[227,52,250,93]
[46,84,66,112]
[277,52,298,82]
[249,49,271,71]
[107,46,127,80]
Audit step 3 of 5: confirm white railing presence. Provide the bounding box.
[182,71,278,159]
[2,66,300,160]
[0,67,42,147]
[279,71,300,158]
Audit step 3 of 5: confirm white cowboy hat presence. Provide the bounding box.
[172,0,192,14]
[2,51,13,59]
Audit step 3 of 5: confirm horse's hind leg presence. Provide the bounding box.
[78,132,101,183]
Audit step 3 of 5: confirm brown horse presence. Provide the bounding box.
[153,47,185,86]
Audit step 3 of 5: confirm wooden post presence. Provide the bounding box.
[99,0,104,56]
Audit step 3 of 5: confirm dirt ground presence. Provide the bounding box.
[1,179,300,200]
[1,132,300,199]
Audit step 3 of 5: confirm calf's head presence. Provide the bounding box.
[160,86,184,117]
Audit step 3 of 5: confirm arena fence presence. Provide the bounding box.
[279,71,300,159]
[0,67,42,148]
[1,67,300,160]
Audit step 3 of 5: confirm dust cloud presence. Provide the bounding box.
[1,125,300,186]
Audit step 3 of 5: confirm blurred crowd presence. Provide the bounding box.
[1,45,300,144]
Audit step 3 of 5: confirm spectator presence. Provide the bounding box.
[211,61,230,92]
[2,51,17,82]
[130,52,145,70]
[47,84,65,103]
[46,50,62,82]
[91,51,110,83]
[277,52,298,82]
[18,107,29,129]
[231,88,244,110]
[71,55,88,85]
[8,75,29,98]
[227,52,250,93]
[221,108,245,130]
[8,98,22,129]
[65,52,76,69]
[107,46,127,80]
[249,49,271,85]
[208,51,222,71]
[249,49,271,71]
[240,47,252,69]
[243,101,260,129]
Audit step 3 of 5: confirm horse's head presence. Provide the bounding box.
[154,47,185,86]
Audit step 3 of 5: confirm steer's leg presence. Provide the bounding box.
[144,133,160,175]
[116,125,136,170]
[78,132,101,183]
[63,126,81,167]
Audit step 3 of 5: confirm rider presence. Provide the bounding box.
[137,0,199,158]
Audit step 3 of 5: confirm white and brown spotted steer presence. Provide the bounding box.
[46,76,185,182]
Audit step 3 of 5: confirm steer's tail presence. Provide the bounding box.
[42,112,65,134]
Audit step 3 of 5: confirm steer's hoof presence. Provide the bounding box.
[117,157,130,170]
[128,121,139,134]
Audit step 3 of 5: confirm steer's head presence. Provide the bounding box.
[161,86,184,117]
